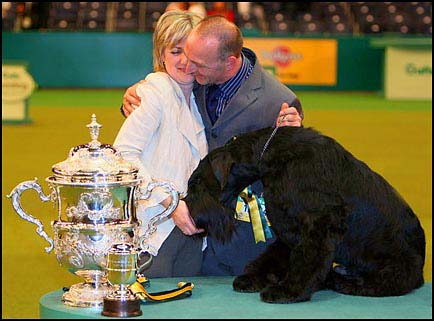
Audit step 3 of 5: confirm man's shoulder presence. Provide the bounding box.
[243,57,296,97]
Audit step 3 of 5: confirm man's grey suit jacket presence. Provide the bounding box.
[193,47,303,152]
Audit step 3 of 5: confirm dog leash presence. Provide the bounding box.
[241,114,283,242]
[260,114,285,159]
[129,275,194,303]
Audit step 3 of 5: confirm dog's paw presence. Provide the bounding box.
[233,274,264,293]
[260,285,311,304]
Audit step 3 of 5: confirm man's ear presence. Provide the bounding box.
[225,55,237,72]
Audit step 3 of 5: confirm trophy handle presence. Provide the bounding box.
[6,178,55,253]
[136,181,179,272]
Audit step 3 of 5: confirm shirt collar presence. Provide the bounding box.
[218,52,253,99]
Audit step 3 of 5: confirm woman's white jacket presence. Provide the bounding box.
[114,72,208,255]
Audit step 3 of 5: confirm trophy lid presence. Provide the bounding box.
[108,243,137,255]
[51,114,139,183]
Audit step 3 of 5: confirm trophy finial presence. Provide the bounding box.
[86,114,102,149]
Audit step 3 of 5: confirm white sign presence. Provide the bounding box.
[2,64,36,122]
[385,47,432,100]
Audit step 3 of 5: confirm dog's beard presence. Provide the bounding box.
[188,191,237,243]
[185,144,261,243]
[185,157,237,243]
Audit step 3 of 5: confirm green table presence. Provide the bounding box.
[40,277,432,319]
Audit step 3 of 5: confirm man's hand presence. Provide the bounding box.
[170,200,205,235]
[121,80,144,117]
[276,102,303,127]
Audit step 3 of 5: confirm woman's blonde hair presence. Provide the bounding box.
[153,10,202,72]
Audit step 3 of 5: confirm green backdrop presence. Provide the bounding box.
[2,32,386,90]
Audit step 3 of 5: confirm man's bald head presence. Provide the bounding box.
[192,15,243,61]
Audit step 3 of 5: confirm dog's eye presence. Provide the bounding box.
[224,135,237,147]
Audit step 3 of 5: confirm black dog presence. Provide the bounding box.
[184,126,426,303]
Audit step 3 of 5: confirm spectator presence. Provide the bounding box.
[166,2,206,19]
[207,2,235,22]
[165,2,188,12]
[187,2,207,18]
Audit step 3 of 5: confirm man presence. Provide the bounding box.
[121,15,303,276]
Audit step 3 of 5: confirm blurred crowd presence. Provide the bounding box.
[2,2,432,35]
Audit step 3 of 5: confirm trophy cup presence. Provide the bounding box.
[101,243,145,317]
[7,114,179,307]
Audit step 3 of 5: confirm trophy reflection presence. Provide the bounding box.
[102,243,144,317]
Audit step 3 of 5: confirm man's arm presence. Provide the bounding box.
[121,80,146,117]
[122,80,303,127]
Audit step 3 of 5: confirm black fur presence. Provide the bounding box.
[184,126,426,303]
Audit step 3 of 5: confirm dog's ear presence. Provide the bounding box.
[209,151,234,190]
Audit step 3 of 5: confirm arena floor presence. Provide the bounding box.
[2,89,431,318]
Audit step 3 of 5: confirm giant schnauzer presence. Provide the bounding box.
[184,126,426,303]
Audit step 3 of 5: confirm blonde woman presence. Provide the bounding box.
[113,10,207,277]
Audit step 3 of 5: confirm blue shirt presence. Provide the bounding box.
[206,53,254,124]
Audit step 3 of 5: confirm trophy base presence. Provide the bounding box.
[62,282,111,308]
[101,297,142,317]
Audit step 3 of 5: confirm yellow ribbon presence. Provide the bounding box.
[236,187,266,243]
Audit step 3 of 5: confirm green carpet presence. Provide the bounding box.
[2,89,432,319]
[39,277,432,319]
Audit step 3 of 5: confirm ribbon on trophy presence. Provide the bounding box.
[129,275,194,303]
[235,185,273,243]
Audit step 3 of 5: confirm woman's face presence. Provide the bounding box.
[163,38,195,86]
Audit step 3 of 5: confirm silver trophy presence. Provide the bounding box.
[7,114,179,308]
[101,243,145,317]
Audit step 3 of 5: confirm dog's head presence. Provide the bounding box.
[184,135,263,242]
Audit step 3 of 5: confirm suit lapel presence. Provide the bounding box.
[193,57,263,130]
[168,82,204,157]
[178,105,205,155]
[214,63,262,127]
[194,84,213,128]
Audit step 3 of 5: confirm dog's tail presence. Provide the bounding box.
[327,254,425,297]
